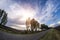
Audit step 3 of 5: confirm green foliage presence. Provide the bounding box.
[41,24,49,29]
[0,9,7,25]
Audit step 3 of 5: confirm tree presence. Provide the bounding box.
[26,17,31,31]
[30,18,40,31]
[34,20,39,31]
[0,9,7,25]
[41,24,49,30]
[31,18,36,31]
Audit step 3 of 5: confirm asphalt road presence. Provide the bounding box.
[0,30,50,40]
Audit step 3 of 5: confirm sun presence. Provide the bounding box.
[18,7,36,21]
[8,4,37,28]
[8,3,37,22]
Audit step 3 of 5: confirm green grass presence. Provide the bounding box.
[0,28,41,34]
[0,25,41,34]
[40,29,60,40]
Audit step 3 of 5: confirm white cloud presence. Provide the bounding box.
[7,3,37,20]
[49,23,55,27]
[57,21,60,24]
[6,3,38,30]
[10,25,26,30]
[0,0,13,9]
[0,0,59,30]
[49,21,60,27]
[36,0,59,24]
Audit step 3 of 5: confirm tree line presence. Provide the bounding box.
[26,18,49,31]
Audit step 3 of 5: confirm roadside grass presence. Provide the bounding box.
[55,29,60,35]
[54,29,60,40]
[40,29,60,40]
[0,25,41,34]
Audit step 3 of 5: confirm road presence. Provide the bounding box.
[0,30,50,40]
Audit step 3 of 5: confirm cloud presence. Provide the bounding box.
[49,21,60,27]
[0,0,27,29]
[0,0,38,30]
[57,21,60,24]
[6,2,38,29]
[0,0,60,30]
[36,0,59,24]
[49,23,55,27]
[9,24,26,30]
[0,0,13,10]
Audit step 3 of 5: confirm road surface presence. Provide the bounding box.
[0,30,50,40]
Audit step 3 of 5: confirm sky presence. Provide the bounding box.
[0,0,60,30]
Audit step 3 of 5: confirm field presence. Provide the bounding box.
[40,29,60,40]
[0,24,41,34]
